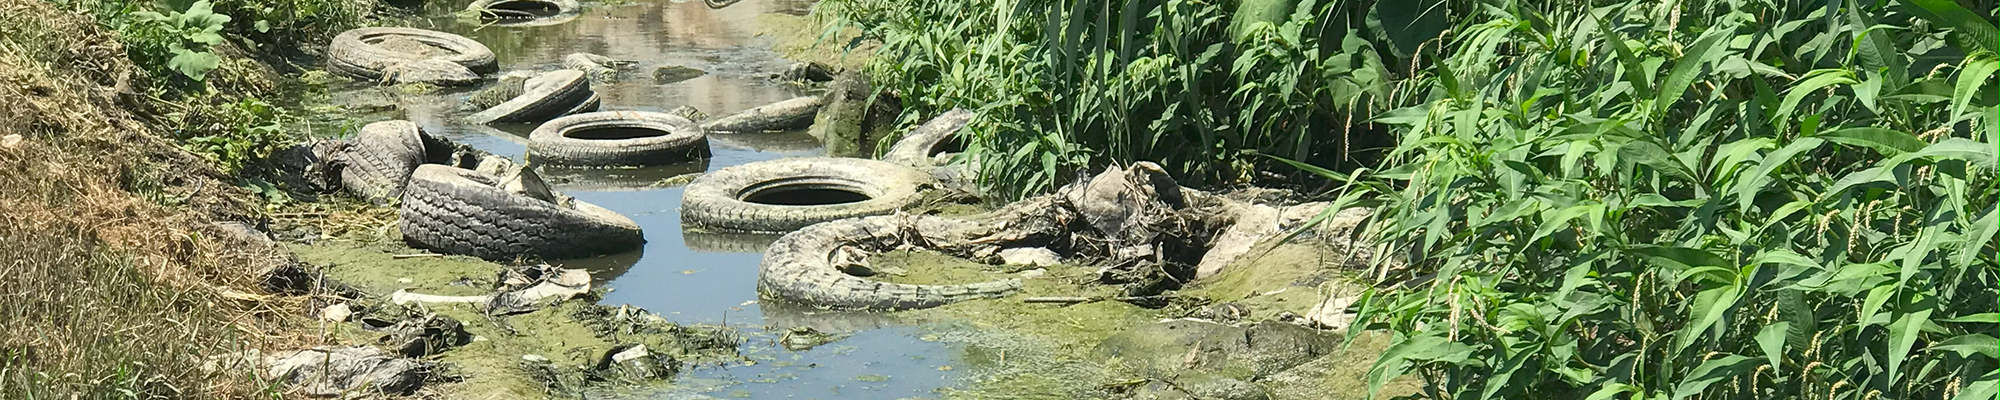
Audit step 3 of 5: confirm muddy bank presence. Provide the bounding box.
[288,241,742,397]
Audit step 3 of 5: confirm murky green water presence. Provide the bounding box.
[336,0,969,397]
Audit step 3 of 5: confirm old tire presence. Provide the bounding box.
[466,70,594,124]
[328,28,497,80]
[682,158,935,232]
[529,111,710,167]
[336,120,427,203]
[399,165,643,260]
[882,108,973,167]
[468,0,580,20]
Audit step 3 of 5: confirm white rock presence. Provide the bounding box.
[319,303,353,322]
[998,247,1060,267]
[0,134,21,149]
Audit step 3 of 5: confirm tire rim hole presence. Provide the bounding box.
[480,0,562,19]
[567,126,670,140]
[740,185,871,206]
[928,134,965,158]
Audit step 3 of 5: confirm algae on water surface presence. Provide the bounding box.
[292,241,742,398]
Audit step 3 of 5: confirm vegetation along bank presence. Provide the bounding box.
[818,0,1997,398]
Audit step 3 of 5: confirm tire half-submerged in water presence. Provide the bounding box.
[328,27,497,80]
[681,157,935,233]
[466,69,595,124]
[467,0,580,25]
[528,111,709,167]
[400,165,643,260]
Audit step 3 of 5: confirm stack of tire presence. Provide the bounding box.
[330,120,643,261]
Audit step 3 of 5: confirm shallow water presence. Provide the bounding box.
[343,0,968,397]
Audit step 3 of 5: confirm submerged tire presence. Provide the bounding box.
[528,111,710,167]
[682,157,935,232]
[700,96,822,133]
[399,165,644,260]
[328,28,497,80]
[758,214,1022,310]
[336,120,427,203]
[466,70,594,124]
[467,0,580,22]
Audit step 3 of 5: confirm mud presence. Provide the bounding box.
[290,241,740,398]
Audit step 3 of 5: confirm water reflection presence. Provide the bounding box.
[551,247,644,283]
[680,230,780,253]
[542,160,708,191]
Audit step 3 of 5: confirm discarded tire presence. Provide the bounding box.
[468,0,579,23]
[681,157,934,232]
[881,108,973,167]
[529,111,710,167]
[400,165,643,260]
[336,120,427,203]
[466,69,595,124]
[700,96,822,133]
[758,214,1022,310]
[328,28,497,81]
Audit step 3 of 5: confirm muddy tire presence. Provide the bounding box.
[681,157,935,232]
[468,0,579,19]
[882,108,973,167]
[529,111,710,167]
[336,120,427,203]
[758,214,1023,310]
[328,28,497,80]
[399,165,644,260]
[700,96,822,133]
[466,70,594,124]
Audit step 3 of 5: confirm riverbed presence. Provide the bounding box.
[320,0,969,397]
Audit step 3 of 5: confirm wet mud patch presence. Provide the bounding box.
[292,241,742,398]
[853,236,1415,399]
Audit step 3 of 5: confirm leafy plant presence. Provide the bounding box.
[1264,1,1997,399]
[123,0,230,81]
[822,0,1415,199]
[177,97,296,175]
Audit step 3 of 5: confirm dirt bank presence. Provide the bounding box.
[0,0,321,396]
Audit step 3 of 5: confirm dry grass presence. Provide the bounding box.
[0,0,315,397]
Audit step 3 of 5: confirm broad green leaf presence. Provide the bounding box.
[1941,313,2000,324]
[1926,334,2000,360]
[1618,139,1696,183]
[166,48,221,81]
[1734,138,1823,215]
[1772,70,1858,128]
[1818,127,1927,155]
[1671,354,1760,400]
[1951,54,1997,121]
[1754,322,1791,372]
[1899,0,2000,53]
[1954,370,1998,400]
[1888,307,1935,382]
[1629,245,1730,271]
[1658,27,1733,114]
[1585,383,1641,400]
[1595,17,1652,98]
[1676,283,1743,354]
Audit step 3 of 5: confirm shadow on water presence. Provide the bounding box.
[329,0,972,397]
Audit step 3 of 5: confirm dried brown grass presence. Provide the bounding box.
[0,0,315,397]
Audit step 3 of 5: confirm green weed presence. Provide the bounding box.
[1273,1,1997,399]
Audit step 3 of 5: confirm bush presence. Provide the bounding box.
[1299,1,1996,399]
